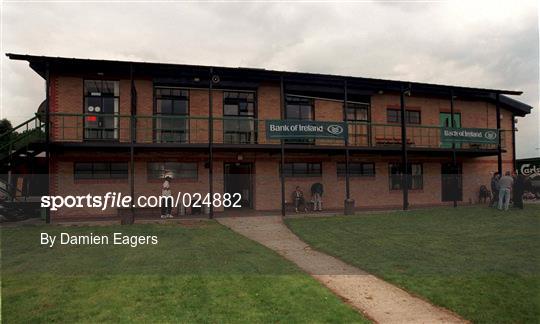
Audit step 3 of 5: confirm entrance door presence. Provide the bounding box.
[441,162,463,202]
[440,112,461,148]
[224,163,253,208]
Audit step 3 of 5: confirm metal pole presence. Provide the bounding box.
[511,113,516,171]
[280,75,286,217]
[496,93,502,175]
[45,63,51,224]
[208,67,214,219]
[129,64,136,224]
[343,79,350,200]
[450,89,457,208]
[400,84,409,210]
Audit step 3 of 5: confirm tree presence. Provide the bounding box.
[0,118,13,135]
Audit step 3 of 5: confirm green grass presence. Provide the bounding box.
[1,221,368,323]
[286,205,540,324]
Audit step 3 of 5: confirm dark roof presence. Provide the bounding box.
[6,53,533,116]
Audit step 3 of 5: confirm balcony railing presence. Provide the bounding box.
[47,113,506,150]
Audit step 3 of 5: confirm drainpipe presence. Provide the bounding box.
[496,93,502,174]
[280,75,286,217]
[450,88,457,208]
[209,67,214,219]
[400,84,409,210]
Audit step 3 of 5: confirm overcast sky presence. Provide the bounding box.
[1,1,538,158]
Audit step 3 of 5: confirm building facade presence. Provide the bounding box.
[5,54,533,221]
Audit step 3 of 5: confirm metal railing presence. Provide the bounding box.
[44,113,507,150]
[0,115,45,160]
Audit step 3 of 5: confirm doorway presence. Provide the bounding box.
[224,163,253,208]
[440,112,461,148]
[441,162,463,202]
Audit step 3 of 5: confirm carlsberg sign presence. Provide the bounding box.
[441,127,499,144]
[266,120,347,139]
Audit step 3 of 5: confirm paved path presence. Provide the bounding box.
[218,216,466,324]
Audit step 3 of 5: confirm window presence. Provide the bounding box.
[84,80,119,140]
[74,162,128,180]
[387,109,421,124]
[285,96,313,120]
[282,162,322,177]
[285,96,314,144]
[337,162,375,177]
[154,87,189,143]
[388,163,423,190]
[223,91,257,144]
[147,162,197,180]
[346,102,369,121]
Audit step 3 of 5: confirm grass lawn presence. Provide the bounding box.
[286,205,540,324]
[1,221,368,323]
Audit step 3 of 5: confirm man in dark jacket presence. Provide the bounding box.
[513,171,525,209]
[311,182,324,211]
[490,172,500,208]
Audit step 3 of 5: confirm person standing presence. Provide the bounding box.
[311,182,324,211]
[498,171,514,211]
[293,186,308,213]
[161,172,173,219]
[513,171,525,209]
[490,172,500,208]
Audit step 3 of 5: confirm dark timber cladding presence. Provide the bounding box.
[5,53,534,218]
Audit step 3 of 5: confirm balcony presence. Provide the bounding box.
[48,113,506,151]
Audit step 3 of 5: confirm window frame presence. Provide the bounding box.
[153,86,190,143]
[74,162,128,180]
[146,162,198,180]
[388,162,423,190]
[386,108,421,125]
[83,79,120,141]
[282,162,322,177]
[345,102,370,122]
[337,162,375,177]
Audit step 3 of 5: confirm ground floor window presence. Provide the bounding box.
[147,162,197,180]
[282,162,322,177]
[388,163,423,190]
[74,162,128,180]
[337,162,375,177]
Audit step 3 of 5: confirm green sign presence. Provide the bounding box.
[266,120,348,139]
[441,127,499,144]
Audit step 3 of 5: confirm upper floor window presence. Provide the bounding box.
[388,163,423,190]
[223,91,257,144]
[224,91,256,117]
[285,96,313,120]
[337,162,375,177]
[84,80,119,140]
[346,102,369,122]
[282,162,322,177]
[387,109,421,124]
[74,162,128,180]
[147,162,197,180]
[154,87,189,143]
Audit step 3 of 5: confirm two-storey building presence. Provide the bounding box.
[4,54,533,222]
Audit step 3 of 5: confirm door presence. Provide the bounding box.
[224,163,253,208]
[440,112,461,148]
[441,162,463,202]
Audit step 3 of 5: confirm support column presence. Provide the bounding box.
[343,79,354,215]
[208,67,214,219]
[400,84,409,210]
[496,93,502,174]
[450,88,457,208]
[127,64,136,225]
[280,76,286,217]
[45,62,51,224]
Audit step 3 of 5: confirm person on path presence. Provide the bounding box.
[161,172,173,219]
[490,172,500,208]
[293,186,308,213]
[498,171,514,211]
[310,182,324,211]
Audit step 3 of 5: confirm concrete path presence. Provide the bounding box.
[218,216,466,324]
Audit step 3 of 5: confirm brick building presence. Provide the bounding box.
[4,54,533,222]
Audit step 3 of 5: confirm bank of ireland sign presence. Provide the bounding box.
[266,120,348,139]
[441,127,499,144]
